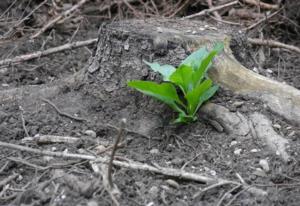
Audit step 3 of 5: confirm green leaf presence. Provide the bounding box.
[127,80,186,113]
[200,84,219,103]
[180,47,208,71]
[169,64,194,95]
[185,79,214,115]
[193,43,224,86]
[143,60,176,81]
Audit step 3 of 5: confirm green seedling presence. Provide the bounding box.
[127,42,224,124]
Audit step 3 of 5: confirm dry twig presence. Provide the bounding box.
[216,184,242,206]
[245,9,281,30]
[41,97,87,122]
[193,181,237,199]
[206,0,222,20]
[107,119,127,189]
[242,0,279,10]
[182,1,238,20]
[31,0,89,38]
[7,157,49,170]
[2,0,47,39]
[248,38,300,54]
[0,38,97,66]
[22,135,81,144]
[0,173,18,189]
[19,106,29,137]
[0,140,267,198]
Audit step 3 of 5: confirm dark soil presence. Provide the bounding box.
[0,2,300,206]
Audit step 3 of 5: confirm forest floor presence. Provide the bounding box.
[0,1,300,206]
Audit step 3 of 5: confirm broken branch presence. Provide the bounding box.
[182,1,238,20]
[248,38,300,54]
[0,38,97,66]
[242,0,279,10]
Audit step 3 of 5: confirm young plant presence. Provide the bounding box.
[127,43,224,124]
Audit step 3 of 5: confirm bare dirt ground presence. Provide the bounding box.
[0,1,300,206]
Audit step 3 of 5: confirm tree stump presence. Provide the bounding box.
[1,19,296,161]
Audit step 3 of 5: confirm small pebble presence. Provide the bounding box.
[266,69,273,74]
[77,148,86,154]
[157,27,163,32]
[249,174,257,181]
[210,170,217,176]
[84,130,96,138]
[95,145,106,154]
[253,67,259,73]
[273,124,281,129]
[1,83,9,87]
[166,179,179,189]
[149,186,159,198]
[286,126,292,130]
[43,156,54,162]
[259,159,270,172]
[87,200,99,206]
[230,141,238,147]
[234,148,242,155]
[0,67,8,73]
[288,131,295,137]
[250,149,258,153]
[232,101,244,108]
[160,185,170,191]
[150,148,159,154]
[171,157,184,166]
[124,43,129,50]
[253,168,267,177]
[17,175,23,181]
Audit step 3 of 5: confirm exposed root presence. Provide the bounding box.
[250,112,290,162]
[200,103,250,137]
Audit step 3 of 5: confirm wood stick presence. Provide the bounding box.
[182,1,238,20]
[245,9,281,30]
[22,135,81,144]
[248,38,300,54]
[0,38,97,66]
[107,119,126,189]
[242,0,279,10]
